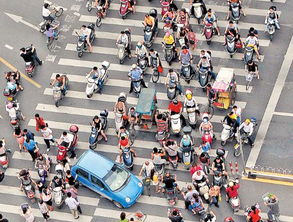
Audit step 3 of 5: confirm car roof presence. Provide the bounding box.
[74,150,114,178]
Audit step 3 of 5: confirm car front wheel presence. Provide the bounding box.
[113,201,123,209]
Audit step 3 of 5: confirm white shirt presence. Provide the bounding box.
[6,107,17,118]
[81,28,91,37]
[60,134,73,143]
[239,122,253,135]
[246,36,258,46]
[118,34,129,46]
[38,202,49,214]
[41,128,53,140]
[42,7,51,17]
[135,45,148,56]
[232,108,241,117]
[141,162,154,177]
[200,52,211,60]
[65,197,79,210]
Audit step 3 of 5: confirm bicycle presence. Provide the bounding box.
[245,71,258,90]
[47,30,59,51]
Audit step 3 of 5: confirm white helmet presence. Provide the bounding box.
[202,113,209,121]
[101,61,110,69]
[132,64,137,69]
[137,41,142,46]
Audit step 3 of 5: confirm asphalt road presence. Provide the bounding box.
[0,0,293,221]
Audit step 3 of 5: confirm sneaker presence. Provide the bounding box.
[47,148,50,152]
[39,60,43,65]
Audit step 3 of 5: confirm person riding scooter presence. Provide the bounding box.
[184,90,199,111]
[143,13,155,36]
[179,46,194,73]
[155,111,169,133]
[135,41,149,65]
[163,139,179,161]
[190,0,207,17]
[223,112,238,133]
[199,113,213,136]
[168,208,183,222]
[92,115,108,142]
[226,179,240,201]
[35,154,50,172]
[197,56,216,80]
[117,30,132,58]
[86,61,109,93]
[176,8,190,28]
[265,6,280,30]
[18,169,35,191]
[239,118,254,147]
[128,64,147,93]
[162,172,180,193]
[245,33,261,60]
[80,25,93,52]
[211,156,228,177]
[224,21,242,46]
[168,99,186,126]
[165,69,182,95]
[192,169,209,190]
[163,32,177,55]
[50,74,68,96]
[227,0,246,20]
[203,9,220,35]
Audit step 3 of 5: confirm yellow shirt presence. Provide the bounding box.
[163,35,174,45]
[144,16,154,26]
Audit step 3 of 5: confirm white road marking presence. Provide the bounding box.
[45,54,56,62]
[246,36,293,168]
[5,12,39,31]
[70,4,81,12]
[273,111,293,117]
[257,0,285,3]
[4,44,13,50]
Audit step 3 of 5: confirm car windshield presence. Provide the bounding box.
[104,165,129,191]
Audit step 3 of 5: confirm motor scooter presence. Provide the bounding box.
[213,170,226,188]
[180,126,193,169]
[170,114,181,135]
[53,186,65,208]
[226,35,237,58]
[167,79,177,100]
[95,5,107,27]
[181,63,193,84]
[119,0,132,19]
[3,82,18,101]
[89,110,108,149]
[266,17,276,41]
[197,181,210,202]
[220,123,235,146]
[230,2,240,23]
[165,187,177,206]
[161,0,170,17]
[203,23,214,45]
[156,131,170,146]
[198,67,210,89]
[132,79,142,97]
[85,67,109,98]
[187,29,198,50]
[23,182,36,203]
[151,57,160,83]
[186,106,200,129]
[122,147,134,170]
[202,130,213,144]
[138,54,148,73]
[55,162,65,179]
[144,26,155,48]
[163,43,175,66]
[243,45,254,64]
[117,43,127,64]
[115,112,124,132]
[76,23,95,57]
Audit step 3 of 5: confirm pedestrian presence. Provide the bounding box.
[36,180,45,199]
[232,105,241,126]
[120,212,128,222]
[247,205,262,222]
[264,195,280,222]
[40,125,55,152]
[42,186,54,211]
[65,183,82,214]
[30,45,43,65]
[0,171,5,183]
[65,192,80,219]
[182,185,199,209]
[209,185,221,208]
[38,199,50,221]
[35,114,46,132]
[23,129,35,141]
[20,204,35,222]
[65,170,75,187]
[13,128,25,152]
[23,138,39,162]
[0,213,9,222]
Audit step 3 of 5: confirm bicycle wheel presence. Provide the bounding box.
[55,8,64,17]
[152,71,159,83]
[246,80,251,91]
[47,38,55,51]
[87,0,93,12]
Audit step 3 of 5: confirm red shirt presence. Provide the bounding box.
[249,209,261,222]
[226,184,240,198]
[190,165,203,176]
[168,102,182,114]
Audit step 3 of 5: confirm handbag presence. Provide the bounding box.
[157,65,163,73]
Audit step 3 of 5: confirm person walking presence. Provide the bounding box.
[40,125,55,152]
[65,192,80,219]
[23,129,35,141]
[35,114,46,132]
[264,195,280,222]
[65,170,76,187]
[65,183,82,214]
[13,128,25,152]
[42,186,54,211]
[0,213,9,222]
[20,205,35,222]
[209,185,221,207]
[23,138,39,162]
[38,199,50,221]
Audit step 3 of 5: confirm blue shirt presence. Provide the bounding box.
[24,140,37,151]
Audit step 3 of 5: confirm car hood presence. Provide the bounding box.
[119,175,143,200]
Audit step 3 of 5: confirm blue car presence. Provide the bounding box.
[71,150,143,208]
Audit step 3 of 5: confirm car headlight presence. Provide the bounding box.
[138,182,142,187]
[125,197,131,203]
